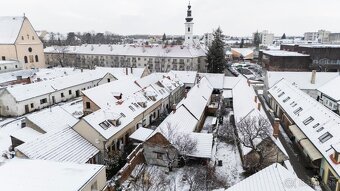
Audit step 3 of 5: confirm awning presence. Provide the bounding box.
[289,125,307,141]
[300,139,323,161]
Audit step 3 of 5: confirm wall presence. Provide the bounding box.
[80,166,107,191]
[45,52,207,72]
[16,18,45,69]
[0,61,22,73]
[0,78,107,117]
[117,147,145,184]
[260,52,311,71]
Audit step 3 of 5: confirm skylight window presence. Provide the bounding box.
[293,107,303,115]
[312,123,320,128]
[283,96,290,103]
[129,106,135,112]
[316,127,324,133]
[120,112,126,117]
[278,92,285,98]
[303,116,314,125]
[99,121,111,130]
[318,132,333,143]
[133,103,139,108]
[290,101,295,105]
[292,103,297,107]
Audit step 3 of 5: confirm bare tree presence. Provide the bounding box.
[236,115,278,172]
[183,165,227,191]
[52,46,69,67]
[160,122,198,169]
[127,165,168,191]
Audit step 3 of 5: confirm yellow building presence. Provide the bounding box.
[0,16,45,69]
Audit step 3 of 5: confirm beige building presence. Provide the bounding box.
[0,159,107,191]
[0,16,45,69]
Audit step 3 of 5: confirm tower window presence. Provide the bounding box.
[24,56,28,63]
[35,55,39,62]
[188,27,190,32]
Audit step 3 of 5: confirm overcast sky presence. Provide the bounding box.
[2,0,340,36]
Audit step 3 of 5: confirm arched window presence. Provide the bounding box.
[24,56,28,63]
[35,55,39,62]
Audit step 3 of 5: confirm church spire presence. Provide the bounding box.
[185,2,193,22]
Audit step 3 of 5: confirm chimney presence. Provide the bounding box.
[257,102,261,111]
[273,118,280,139]
[171,104,177,113]
[254,95,258,103]
[311,70,316,84]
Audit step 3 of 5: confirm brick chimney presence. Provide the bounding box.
[257,102,261,111]
[311,70,316,84]
[273,118,280,139]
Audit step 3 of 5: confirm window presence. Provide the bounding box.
[1,56,5,60]
[4,66,7,69]
[129,105,135,111]
[86,102,91,109]
[32,36,35,40]
[28,47,32,52]
[316,127,324,132]
[303,116,314,125]
[292,103,297,107]
[278,92,285,98]
[30,103,34,108]
[188,27,190,32]
[24,56,28,63]
[107,78,111,83]
[99,121,111,130]
[156,153,163,159]
[61,93,64,98]
[312,123,320,128]
[35,55,39,62]
[15,65,18,68]
[283,96,290,103]
[318,132,333,143]
[21,36,24,40]
[120,112,126,117]
[40,98,47,104]
[69,90,72,95]
[293,107,303,115]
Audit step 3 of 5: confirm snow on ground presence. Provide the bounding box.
[214,140,245,187]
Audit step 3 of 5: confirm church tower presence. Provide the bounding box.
[184,2,194,46]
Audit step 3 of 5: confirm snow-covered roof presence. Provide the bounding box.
[188,132,213,158]
[266,71,338,90]
[317,75,340,101]
[10,127,42,143]
[26,106,78,133]
[0,60,19,65]
[168,70,197,85]
[223,76,242,89]
[269,79,340,176]
[0,16,24,44]
[84,86,162,140]
[176,77,213,120]
[199,73,225,89]
[0,159,105,191]
[15,127,99,164]
[6,70,109,102]
[0,69,35,85]
[222,90,233,99]
[299,44,340,48]
[233,77,287,156]
[129,127,154,142]
[231,48,254,57]
[262,50,309,57]
[45,44,207,58]
[226,163,314,191]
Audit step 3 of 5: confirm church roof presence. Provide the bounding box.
[0,16,25,44]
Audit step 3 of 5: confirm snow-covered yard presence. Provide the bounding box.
[214,140,245,187]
